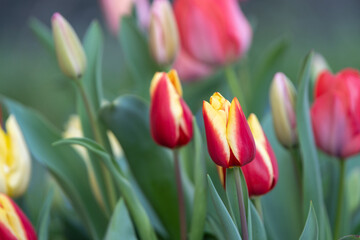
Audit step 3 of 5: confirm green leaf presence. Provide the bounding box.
[37,187,54,240]
[189,119,207,240]
[104,198,137,240]
[101,95,191,239]
[339,236,360,240]
[29,17,54,55]
[299,203,319,240]
[119,17,162,98]
[250,202,267,240]
[54,137,157,240]
[296,52,332,240]
[4,98,107,240]
[261,114,303,239]
[207,176,241,240]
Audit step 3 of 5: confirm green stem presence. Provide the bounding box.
[334,159,346,239]
[234,167,249,240]
[289,147,303,214]
[174,149,187,240]
[253,197,263,220]
[225,65,247,114]
[76,81,116,212]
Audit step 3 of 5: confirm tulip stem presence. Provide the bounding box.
[225,66,247,114]
[234,167,249,240]
[253,197,263,220]
[334,159,346,239]
[173,149,187,240]
[289,147,303,215]
[76,81,116,214]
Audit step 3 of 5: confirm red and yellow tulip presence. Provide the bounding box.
[242,114,278,197]
[0,193,37,240]
[202,92,255,168]
[150,70,193,148]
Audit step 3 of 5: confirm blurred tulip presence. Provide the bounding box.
[203,92,255,168]
[149,0,179,65]
[100,0,134,35]
[311,53,330,82]
[311,69,360,158]
[0,193,37,240]
[173,0,252,80]
[216,165,226,188]
[0,116,31,198]
[242,114,278,197]
[63,115,123,211]
[51,13,86,80]
[150,70,193,148]
[269,72,297,148]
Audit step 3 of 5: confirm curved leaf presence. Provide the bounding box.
[299,203,318,240]
[37,187,54,240]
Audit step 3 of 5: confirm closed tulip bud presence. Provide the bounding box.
[52,13,86,80]
[311,53,330,83]
[270,72,297,148]
[242,114,278,197]
[311,68,360,158]
[0,193,37,240]
[100,0,134,35]
[150,70,193,148]
[203,92,255,168]
[149,0,179,66]
[0,116,31,198]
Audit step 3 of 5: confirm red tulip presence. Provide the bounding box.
[150,70,193,148]
[242,114,278,197]
[203,92,255,168]
[0,193,37,240]
[173,0,252,80]
[311,69,360,158]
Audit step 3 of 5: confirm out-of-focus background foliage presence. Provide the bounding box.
[1,0,360,128]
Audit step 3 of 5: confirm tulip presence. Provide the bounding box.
[149,0,179,65]
[100,0,134,35]
[173,0,252,80]
[242,114,278,197]
[0,116,31,198]
[311,68,360,158]
[52,13,86,80]
[311,53,330,84]
[0,193,37,240]
[150,70,193,148]
[203,92,255,168]
[269,72,297,148]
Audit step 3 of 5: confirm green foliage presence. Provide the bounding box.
[37,187,54,240]
[299,203,319,240]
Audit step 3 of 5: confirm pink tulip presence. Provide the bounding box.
[311,69,360,158]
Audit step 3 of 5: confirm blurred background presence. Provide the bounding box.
[1,0,360,129]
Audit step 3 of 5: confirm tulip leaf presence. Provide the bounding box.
[37,187,54,240]
[119,16,163,98]
[104,198,137,240]
[299,203,319,240]
[29,17,55,55]
[54,137,158,240]
[3,98,107,240]
[207,176,242,240]
[261,114,303,239]
[250,202,267,240]
[339,236,360,240]
[296,52,332,240]
[189,119,207,240]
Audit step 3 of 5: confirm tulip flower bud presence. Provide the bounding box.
[52,13,86,80]
[0,193,37,240]
[242,114,278,197]
[0,116,31,198]
[203,92,255,168]
[311,53,330,84]
[270,72,297,148]
[150,70,193,148]
[149,0,179,66]
[311,68,360,158]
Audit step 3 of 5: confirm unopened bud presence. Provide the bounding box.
[270,72,297,148]
[52,13,86,80]
[311,53,330,84]
[149,0,179,66]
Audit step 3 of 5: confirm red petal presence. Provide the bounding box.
[150,74,179,148]
[10,197,37,240]
[314,70,336,98]
[202,101,230,167]
[226,98,255,166]
[177,98,193,146]
[0,223,17,240]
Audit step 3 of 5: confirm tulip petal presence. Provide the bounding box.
[311,93,352,157]
[226,98,255,166]
[177,98,193,146]
[203,101,230,167]
[10,196,37,240]
[0,223,17,240]
[150,74,182,148]
[314,70,336,98]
